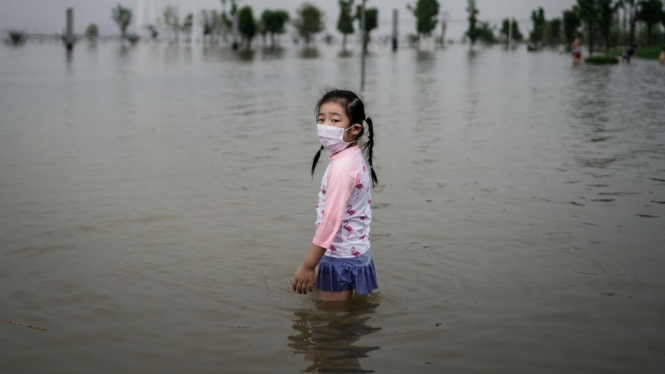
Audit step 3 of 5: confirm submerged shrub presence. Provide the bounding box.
[585,55,619,64]
[8,30,26,45]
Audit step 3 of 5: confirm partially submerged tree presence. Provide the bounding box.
[161,5,181,42]
[293,2,325,46]
[530,7,546,44]
[112,4,132,42]
[261,9,290,48]
[478,22,497,45]
[637,0,665,45]
[466,0,481,48]
[623,0,641,46]
[7,30,26,45]
[337,0,355,51]
[577,0,599,54]
[220,0,236,44]
[548,18,562,45]
[407,0,440,38]
[182,13,193,40]
[238,6,257,49]
[562,7,581,44]
[200,10,221,43]
[85,24,99,40]
[500,17,524,43]
[147,24,159,40]
[598,0,622,48]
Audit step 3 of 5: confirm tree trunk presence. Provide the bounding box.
[629,17,636,45]
[271,33,275,48]
[342,34,347,51]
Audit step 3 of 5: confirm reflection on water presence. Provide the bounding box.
[300,47,321,59]
[288,297,381,373]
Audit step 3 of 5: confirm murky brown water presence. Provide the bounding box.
[1,41,664,373]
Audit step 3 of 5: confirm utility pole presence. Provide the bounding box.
[65,8,74,51]
[441,11,449,47]
[508,16,513,49]
[392,9,398,52]
[360,0,367,91]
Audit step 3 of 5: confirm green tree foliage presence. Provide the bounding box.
[356,5,378,53]
[500,18,524,42]
[218,0,236,44]
[530,7,546,44]
[407,0,440,37]
[112,4,132,41]
[623,0,641,45]
[162,5,181,41]
[548,18,562,45]
[637,0,665,45]
[577,0,600,53]
[147,24,159,40]
[337,0,355,50]
[238,6,257,48]
[200,10,222,40]
[182,13,193,37]
[562,8,581,44]
[261,10,290,48]
[598,0,622,48]
[465,0,481,47]
[478,22,497,44]
[293,2,325,46]
[85,24,99,40]
[221,0,235,31]
[8,30,26,45]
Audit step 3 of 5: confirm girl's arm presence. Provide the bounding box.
[312,161,358,249]
[292,243,326,294]
[292,157,359,295]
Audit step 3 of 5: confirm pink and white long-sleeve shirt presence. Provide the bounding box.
[313,146,372,258]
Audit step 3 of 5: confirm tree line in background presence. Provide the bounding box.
[529,0,665,53]
[7,0,664,55]
[8,0,504,49]
[77,1,378,51]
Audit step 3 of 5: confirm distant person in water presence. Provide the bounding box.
[622,44,636,63]
[659,46,665,65]
[571,38,582,63]
[292,89,379,302]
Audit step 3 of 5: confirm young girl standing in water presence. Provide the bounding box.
[292,89,379,302]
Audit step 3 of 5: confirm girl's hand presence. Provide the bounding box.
[292,263,316,294]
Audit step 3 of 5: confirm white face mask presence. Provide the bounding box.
[317,124,357,152]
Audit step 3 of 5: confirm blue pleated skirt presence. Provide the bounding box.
[316,251,378,295]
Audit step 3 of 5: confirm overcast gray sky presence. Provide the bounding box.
[0,0,577,39]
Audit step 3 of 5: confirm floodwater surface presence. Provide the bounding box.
[1,41,664,373]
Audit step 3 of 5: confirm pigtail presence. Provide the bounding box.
[362,117,379,187]
[311,145,324,179]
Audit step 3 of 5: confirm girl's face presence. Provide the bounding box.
[317,101,362,143]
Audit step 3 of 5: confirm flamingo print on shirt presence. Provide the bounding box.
[343,220,354,236]
[313,147,372,259]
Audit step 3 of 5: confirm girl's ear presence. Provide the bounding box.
[351,124,362,136]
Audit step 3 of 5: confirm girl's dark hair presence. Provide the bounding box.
[311,89,378,186]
